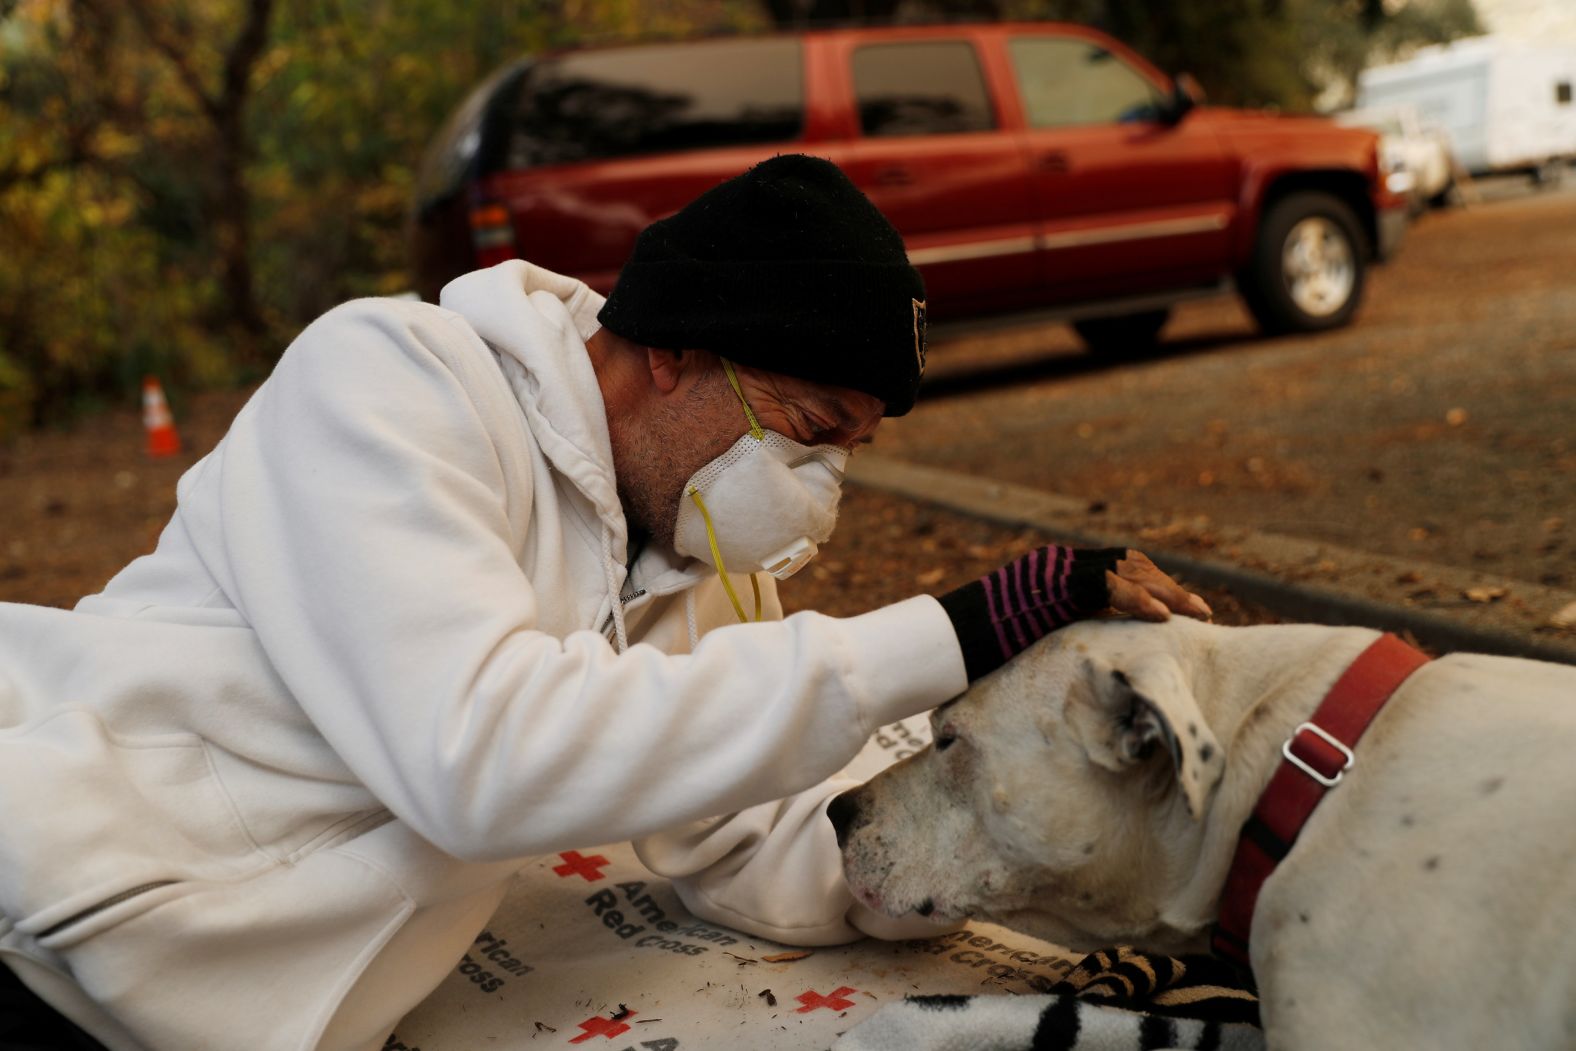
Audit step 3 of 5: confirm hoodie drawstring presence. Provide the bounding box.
[600,527,629,652]
[684,589,701,651]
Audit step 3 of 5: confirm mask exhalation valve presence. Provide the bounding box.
[762,536,818,580]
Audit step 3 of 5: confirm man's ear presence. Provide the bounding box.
[1067,652,1224,819]
[646,347,686,394]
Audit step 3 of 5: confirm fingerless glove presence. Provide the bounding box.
[938,546,1125,682]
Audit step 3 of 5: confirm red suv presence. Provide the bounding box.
[411,23,1407,350]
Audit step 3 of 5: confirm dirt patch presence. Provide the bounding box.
[0,388,254,609]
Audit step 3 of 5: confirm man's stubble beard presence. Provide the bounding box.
[613,369,738,551]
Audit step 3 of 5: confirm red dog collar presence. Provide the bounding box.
[1211,633,1431,968]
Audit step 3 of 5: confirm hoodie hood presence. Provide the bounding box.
[439,261,624,549]
[440,261,720,643]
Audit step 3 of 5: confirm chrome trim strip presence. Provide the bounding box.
[907,214,1228,266]
[1038,214,1228,251]
[906,236,1038,266]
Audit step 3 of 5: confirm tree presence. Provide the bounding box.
[0,0,766,431]
[758,0,1482,112]
[112,0,278,345]
[1296,0,1481,108]
[0,0,278,429]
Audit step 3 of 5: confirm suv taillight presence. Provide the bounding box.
[470,202,517,266]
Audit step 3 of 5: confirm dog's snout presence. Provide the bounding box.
[826,789,863,849]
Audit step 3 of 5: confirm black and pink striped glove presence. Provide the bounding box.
[938,546,1126,682]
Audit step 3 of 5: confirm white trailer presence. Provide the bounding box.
[1358,35,1576,181]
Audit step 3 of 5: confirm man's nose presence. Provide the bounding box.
[826,788,863,849]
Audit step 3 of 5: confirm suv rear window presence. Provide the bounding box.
[413,61,528,212]
[506,38,804,168]
[852,41,995,137]
[1008,37,1162,128]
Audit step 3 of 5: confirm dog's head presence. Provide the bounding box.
[832,618,1227,953]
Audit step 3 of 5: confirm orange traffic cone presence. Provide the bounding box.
[142,375,182,458]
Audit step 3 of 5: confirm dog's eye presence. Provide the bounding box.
[935,728,958,752]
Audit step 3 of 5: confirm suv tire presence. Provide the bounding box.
[1239,191,1367,335]
[1073,309,1170,356]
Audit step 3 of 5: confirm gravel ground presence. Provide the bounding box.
[775,484,1280,627]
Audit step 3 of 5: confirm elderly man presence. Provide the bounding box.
[0,155,1206,1051]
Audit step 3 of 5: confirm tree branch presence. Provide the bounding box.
[220,0,277,113]
[0,148,91,194]
[115,0,224,124]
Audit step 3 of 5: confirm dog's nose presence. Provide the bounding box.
[826,789,862,849]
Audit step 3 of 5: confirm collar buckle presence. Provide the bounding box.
[1282,721,1355,787]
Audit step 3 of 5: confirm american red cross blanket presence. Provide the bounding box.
[389,717,1261,1051]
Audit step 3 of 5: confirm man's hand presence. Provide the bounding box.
[938,545,1214,683]
[1106,549,1213,623]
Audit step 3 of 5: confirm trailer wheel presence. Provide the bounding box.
[1239,191,1367,335]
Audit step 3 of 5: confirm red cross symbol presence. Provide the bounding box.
[552,850,611,881]
[568,1011,634,1043]
[795,986,858,1013]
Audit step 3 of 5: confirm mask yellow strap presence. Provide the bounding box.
[688,485,752,624]
[721,359,765,441]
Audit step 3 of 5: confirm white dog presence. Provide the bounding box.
[832,617,1576,1048]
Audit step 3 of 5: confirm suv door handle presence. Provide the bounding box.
[1038,151,1071,174]
[871,166,915,187]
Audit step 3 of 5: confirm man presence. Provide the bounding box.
[0,155,1207,1051]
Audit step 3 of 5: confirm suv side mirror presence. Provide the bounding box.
[1161,72,1205,125]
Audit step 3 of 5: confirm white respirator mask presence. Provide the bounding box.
[672,360,849,620]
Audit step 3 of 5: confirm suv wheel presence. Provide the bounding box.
[1073,309,1170,356]
[1240,191,1366,335]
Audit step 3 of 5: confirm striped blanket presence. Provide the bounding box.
[834,947,1263,1051]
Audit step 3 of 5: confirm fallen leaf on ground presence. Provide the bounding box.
[1551,601,1576,630]
[761,951,814,963]
[1463,585,1509,603]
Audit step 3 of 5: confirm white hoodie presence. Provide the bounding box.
[0,262,967,1051]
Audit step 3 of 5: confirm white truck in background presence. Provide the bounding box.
[1336,103,1458,209]
[1358,35,1576,185]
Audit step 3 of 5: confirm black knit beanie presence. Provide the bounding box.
[596,154,928,416]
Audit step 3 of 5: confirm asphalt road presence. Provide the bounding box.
[876,180,1575,600]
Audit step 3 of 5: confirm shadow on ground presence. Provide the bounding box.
[920,328,1263,401]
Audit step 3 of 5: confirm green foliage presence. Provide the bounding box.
[0,1,247,428]
[1294,0,1482,106]
[979,0,1482,111]
[0,0,765,433]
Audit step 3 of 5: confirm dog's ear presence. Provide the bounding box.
[1069,652,1224,819]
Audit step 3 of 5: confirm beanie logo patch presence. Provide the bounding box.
[912,298,928,377]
